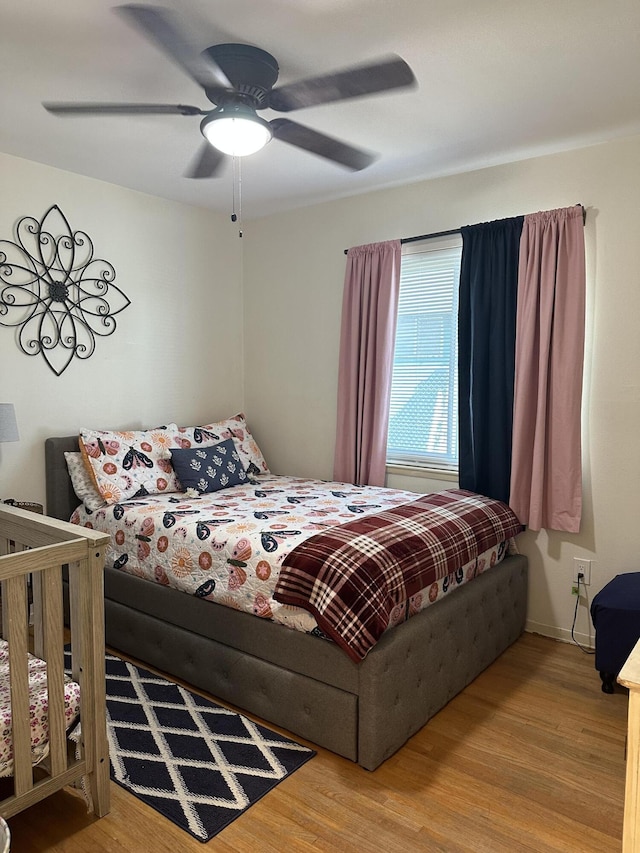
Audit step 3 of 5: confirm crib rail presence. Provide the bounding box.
[0,504,110,819]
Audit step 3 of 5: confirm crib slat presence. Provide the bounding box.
[1,536,10,641]
[68,561,82,684]
[0,580,6,642]
[42,567,67,776]
[6,575,33,796]
[32,570,44,659]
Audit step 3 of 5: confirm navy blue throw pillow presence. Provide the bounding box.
[171,439,247,494]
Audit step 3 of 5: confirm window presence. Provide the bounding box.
[386,235,462,472]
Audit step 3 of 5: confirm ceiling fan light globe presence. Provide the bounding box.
[202,111,272,157]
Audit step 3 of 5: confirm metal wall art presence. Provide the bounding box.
[0,204,130,376]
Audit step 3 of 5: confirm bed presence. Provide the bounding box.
[0,503,110,819]
[45,425,528,770]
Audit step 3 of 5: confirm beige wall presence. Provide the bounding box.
[0,152,245,508]
[243,133,640,646]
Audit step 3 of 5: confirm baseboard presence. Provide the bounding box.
[525,619,595,650]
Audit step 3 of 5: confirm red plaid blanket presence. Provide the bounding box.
[274,489,523,662]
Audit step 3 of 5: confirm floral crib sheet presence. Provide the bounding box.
[71,475,511,642]
[0,640,81,777]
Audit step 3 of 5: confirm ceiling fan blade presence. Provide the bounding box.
[43,102,205,116]
[270,118,376,171]
[269,55,415,112]
[115,4,233,92]
[185,142,226,179]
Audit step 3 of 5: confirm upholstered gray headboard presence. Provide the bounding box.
[45,436,82,521]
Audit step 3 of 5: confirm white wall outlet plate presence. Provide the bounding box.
[573,557,591,585]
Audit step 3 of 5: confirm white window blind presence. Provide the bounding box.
[386,235,462,471]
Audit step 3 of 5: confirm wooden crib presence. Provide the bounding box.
[0,503,110,820]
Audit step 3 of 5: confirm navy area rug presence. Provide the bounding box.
[66,650,315,842]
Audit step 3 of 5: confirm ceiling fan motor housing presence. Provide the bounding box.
[202,44,280,108]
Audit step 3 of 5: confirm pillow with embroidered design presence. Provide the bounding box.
[170,438,248,494]
[64,451,106,511]
[78,424,183,505]
[176,412,269,475]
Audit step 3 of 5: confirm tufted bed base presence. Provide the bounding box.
[45,436,528,770]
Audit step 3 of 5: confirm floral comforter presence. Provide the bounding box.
[71,475,510,639]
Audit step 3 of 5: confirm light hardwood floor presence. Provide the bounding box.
[5,632,628,852]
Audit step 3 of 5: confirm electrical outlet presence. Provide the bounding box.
[573,557,591,585]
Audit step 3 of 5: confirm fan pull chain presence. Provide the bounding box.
[230,157,243,238]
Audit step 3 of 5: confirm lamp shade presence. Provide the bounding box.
[201,105,272,157]
[0,404,19,442]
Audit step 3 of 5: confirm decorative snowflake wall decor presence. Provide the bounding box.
[0,204,131,376]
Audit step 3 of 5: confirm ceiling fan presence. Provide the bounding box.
[43,4,417,179]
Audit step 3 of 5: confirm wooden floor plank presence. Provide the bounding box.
[4,633,627,852]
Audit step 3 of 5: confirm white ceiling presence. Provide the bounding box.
[2,0,640,219]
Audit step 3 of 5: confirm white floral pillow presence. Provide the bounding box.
[78,425,182,505]
[177,413,269,475]
[64,451,106,511]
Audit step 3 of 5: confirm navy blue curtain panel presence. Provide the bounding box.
[458,216,524,504]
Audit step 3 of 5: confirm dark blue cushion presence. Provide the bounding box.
[170,439,247,494]
[591,572,640,674]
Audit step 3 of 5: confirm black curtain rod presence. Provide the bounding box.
[343,204,585,254]
[343,227,458,254]
[401,227,460,245]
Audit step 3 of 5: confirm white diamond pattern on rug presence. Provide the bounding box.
[65,650,315,842]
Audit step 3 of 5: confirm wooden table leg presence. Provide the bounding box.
[618,639,640,851]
